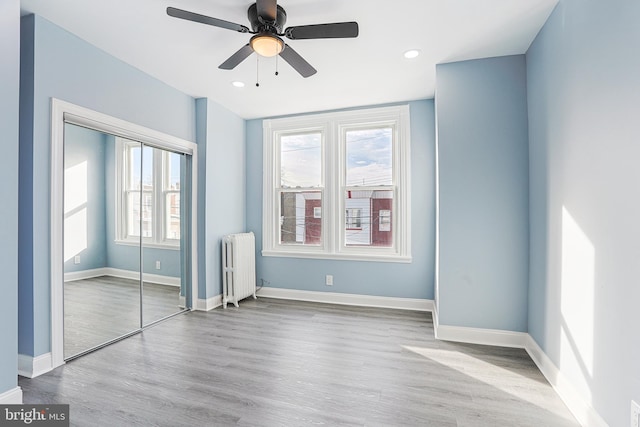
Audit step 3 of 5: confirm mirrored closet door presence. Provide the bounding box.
[139,147,188,326]
[63,123,191,360]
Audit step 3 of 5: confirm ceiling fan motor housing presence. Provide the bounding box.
[248,3,287,33]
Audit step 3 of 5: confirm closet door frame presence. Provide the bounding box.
[50,98,198,369]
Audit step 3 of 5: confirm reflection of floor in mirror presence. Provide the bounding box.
[63,275,183,359]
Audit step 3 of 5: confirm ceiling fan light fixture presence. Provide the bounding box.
[250,33,284,57]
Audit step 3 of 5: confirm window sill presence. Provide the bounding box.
[115,239,181,251]
[262,249,411,263]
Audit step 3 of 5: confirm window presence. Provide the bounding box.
[345,208,362,229]
[116,138,182,248]
[263,105,411,262]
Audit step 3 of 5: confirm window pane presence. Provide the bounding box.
[167,152,181,190]
[281,133,321,187]
[164,152,181,241]
[280,191,322,245]
[141,191,153,237]
[127,145,154,189]
[128,145,141,190]
[140,147,153,238]
[165,192,180,240]
[142,146,154,189]
[345,190,393,247]
[125,144,154,239]
[127,191,153,238]
[346,128,392,186]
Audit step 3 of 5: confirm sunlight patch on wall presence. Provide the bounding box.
[64,209,87,263]
[64,161,88,262]
[64,161,87,213]
[560,206,595,398]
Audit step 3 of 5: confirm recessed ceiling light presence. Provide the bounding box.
[232,81,245,88]
[404,49,420,59]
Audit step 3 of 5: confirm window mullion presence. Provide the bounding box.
[324,122,334,253]
[335,122,345,253]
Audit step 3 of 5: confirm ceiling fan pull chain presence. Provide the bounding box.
[275,55,279,76]
[256,55,260,87]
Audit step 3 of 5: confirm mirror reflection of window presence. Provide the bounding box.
[164,152,181,241]
[124,143,154,239]
[118,140,181,246]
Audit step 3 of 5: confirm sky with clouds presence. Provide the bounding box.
[280,128,392,188]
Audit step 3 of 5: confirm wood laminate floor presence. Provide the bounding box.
[21,298,579,427]
[64,276,184,358]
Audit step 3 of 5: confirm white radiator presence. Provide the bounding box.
[222,232,257,308]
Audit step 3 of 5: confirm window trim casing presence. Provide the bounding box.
[262,105,411,263]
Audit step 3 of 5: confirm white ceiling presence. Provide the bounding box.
[20,0,558,119]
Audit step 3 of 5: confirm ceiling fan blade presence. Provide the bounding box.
[167,7,249,33]
[219,44,254,70]
[285,22,359,40]
[279,44,317,78]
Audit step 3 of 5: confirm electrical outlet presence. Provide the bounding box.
[631,400,640,427]
[325,275,333,286]
[155,261,161,270]
[74,256,80,265]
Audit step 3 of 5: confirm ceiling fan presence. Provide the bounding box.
[167,0,359,78]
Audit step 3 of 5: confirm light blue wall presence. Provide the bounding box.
[436,55,529,332]
[19,15,195,357]
[195,99,207,299]
[198,99,246,300]
[63,124,108,273]
[0,0,20,398]
[106,244,182,277]
[527,1,640,425]
[245,100,435,299]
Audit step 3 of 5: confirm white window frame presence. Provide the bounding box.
[115,138,181,250]
[262,105,412,263]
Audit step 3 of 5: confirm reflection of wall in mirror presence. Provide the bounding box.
[64,124,107,272]
[64,128,182,279]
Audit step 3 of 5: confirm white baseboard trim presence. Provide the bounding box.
[256,287,434,312]
[63,267,106,282]
[64,267,180,287]
[18,353,54,379]
[0,387,23,404]
[524,335,607,427]
[196,294,223,311]
[434,323,528,348]
[432,304,440,331]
